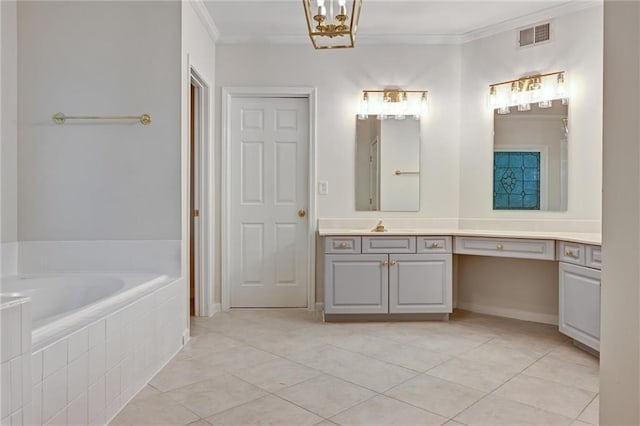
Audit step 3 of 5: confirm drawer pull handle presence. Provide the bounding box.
[565,249,575,257]
[390,260,397,266]
[339,242,348,249]
[497,244,504,250]
[382,260,389,266]
[431,242,440,249]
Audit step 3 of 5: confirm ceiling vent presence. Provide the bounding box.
[519,22,551,48]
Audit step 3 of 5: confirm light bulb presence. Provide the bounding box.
[338,0,346,6]
[510,81,519,105]
[518,103,531,112]
[357,92,369,119]
[395,92,408,119]
[488,86,497,109]
[538,100,553,109]
[556,73,566,97]
[420,92,428,114]
[497,106,511,115]
[317,0,325,7]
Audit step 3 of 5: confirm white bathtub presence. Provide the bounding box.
[0,273,170,349]
[0,272,186,425]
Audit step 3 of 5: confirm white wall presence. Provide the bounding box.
[600,1,640,424]
[459,5,603,225]
[181,1,217,313]
[1,1,18,244]
[17,1,181,241]
[215,43,462,220]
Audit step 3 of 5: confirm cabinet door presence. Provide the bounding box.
[324,254,389,314]
[389,254,452,314]
[559,262,601,351]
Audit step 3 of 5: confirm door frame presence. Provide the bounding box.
[188,67,213,317]
[221,87,317,311]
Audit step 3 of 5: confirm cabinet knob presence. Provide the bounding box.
[431,242,440,249]
[382,260,389,266]
[339,242,348,249]
[565,249,574,257]
[390,260,397,266]
[497,244,504,250]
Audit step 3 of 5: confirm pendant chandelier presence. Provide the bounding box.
[302,0,363,49]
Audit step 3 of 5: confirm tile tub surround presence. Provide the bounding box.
[113,309,600,426]
[1,297,32,425]
[29,278,185,426]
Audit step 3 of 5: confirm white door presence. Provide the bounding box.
[230,97,309,307]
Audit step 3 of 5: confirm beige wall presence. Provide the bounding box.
[600,1,640,424]
[17,1,181,241]
[456,255,559,324]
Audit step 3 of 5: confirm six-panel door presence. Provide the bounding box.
[389,254,453,313]
[324,254,389,314]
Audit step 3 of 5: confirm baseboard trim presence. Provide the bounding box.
[456,302,558,325]
[209,303,221,316]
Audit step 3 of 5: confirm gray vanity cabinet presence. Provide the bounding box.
[324,254,389,314]
[389,254,452,313]
[324,236,452,316]
[558,242,601,352]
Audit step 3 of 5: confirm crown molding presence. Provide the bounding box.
[460,0,602,44]
[188,0,220,42]
[215,0,601,47]
[217,34,463,46]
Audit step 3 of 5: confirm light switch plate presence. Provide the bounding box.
[318,181,328,195]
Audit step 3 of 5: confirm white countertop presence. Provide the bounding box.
[317,228,601,245]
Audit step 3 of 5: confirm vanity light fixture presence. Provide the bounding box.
[302,0,362,49]
[488,71,568,114]
[357,89,429,120]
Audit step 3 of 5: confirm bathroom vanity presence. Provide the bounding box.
[319,227,601,352]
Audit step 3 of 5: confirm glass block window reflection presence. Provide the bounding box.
[493,151,541,210]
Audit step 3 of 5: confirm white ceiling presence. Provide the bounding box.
[203,0,598,44]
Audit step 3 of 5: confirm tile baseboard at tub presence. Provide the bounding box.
[17,240,180,276]
[1,242,19,277]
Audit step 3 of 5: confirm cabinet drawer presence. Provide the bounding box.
[325,237,362,254]
[362,236,416,254]
[557,241,586,266]
[454,236,555,260]
[586,245,602,270]
[417,236,452,254]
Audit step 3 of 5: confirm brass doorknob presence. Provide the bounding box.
[298,209,306,218]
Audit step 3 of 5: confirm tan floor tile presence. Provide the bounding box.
[109,393,199,426]
[187,421,212,426]
[571,421,594,426]
[409,331,490,356]
[457,339,541,373]
[276,374,375,418]
[577,395,599,425]
[494,374,596,419]
[454,394,573,426]
[166,374,267,418]
[314,421,338,426]
[385,374,485,418]
[546,344,599,368]
[427,357,517,391]
[131,385,161,402]
[192,345,281,373]
[205,394,323,425]
[150,357,225,392]
[288,345,418,392]
[231,358,321,392]
[331,395,448,426]
[177,333,243,360]
[524,355,599,392]
[368,343,452,372]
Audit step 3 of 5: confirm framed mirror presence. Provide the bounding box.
[493,100,568,211]
[355,116,420,211]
